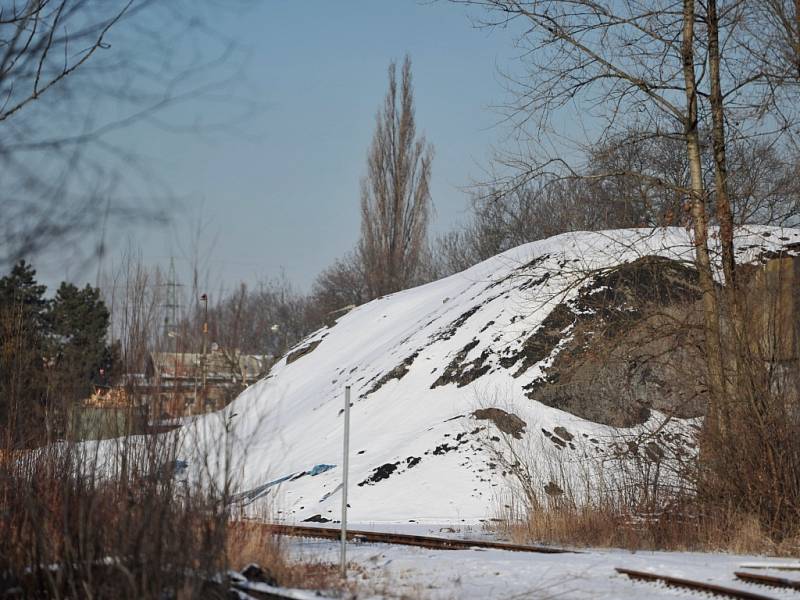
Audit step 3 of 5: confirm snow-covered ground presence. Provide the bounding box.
[178,226,800,523]
[286,525,800,599]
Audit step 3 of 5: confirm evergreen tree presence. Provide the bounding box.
[0,264,115,445]
[0,261,50,446]
[50,283,111,403]
[0,260,49,332]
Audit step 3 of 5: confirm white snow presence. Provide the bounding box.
[176,226,800,524]
[288,531,800,599]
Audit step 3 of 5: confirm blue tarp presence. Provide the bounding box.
[307,463,335,476]
[230,464,337,506]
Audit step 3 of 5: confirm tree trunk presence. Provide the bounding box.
[682,0,726,424]
[707,0,742,412]
[707,0,737,294]
[796,0,800,78]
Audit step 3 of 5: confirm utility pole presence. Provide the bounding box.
[201,293,208,404]
[340,385,351,579]
[163,258,182,416]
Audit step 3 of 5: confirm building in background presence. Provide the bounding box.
[69,346,270,440]
[146,346,269,419]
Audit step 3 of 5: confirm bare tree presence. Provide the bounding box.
[308,250,366,326]
[451,0,798,392]
[360,55,434,298]
[452,0,800,536]
[590,130,800,229]
[204,274,311,360]
[101,244,165,394]
[0,0,252,270]
[436,129,799,281]
[728,140,800,226]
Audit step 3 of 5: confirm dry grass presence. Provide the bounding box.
[0,440,354,598]
[0,441,230,598]
[2,444,369,598]
[226,520,359,593]
[482,397,800,556]
[226,520,288,573]
[497,500,800,555]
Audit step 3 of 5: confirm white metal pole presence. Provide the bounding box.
[340,385,351,579]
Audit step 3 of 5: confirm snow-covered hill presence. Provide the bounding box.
[182,227,800,523]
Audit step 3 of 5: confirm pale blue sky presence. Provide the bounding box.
[67,2,527,292]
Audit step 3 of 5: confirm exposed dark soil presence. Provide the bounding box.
[430,443,458,455]
[286,339,322,365]
[510,256,708,426]
[302,514,331,523]
[472,408,527,439]
[479,320,496,333]
[503,256,702,376]
[486,253,552,290]
[553,426,573,442]
[356,456,424,487]
[364,351,420,396]
[432,305,481,342]
[544,481,564,496]
[425,429,478,456]
[422,256,710,425]
[499,303,575,376]
[518,272,552,291]
[358,462,398,487]
[431,339,492,388]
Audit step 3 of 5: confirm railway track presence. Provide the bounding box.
[257,523,576,554]
[616,567,783,600]
[735,571,800,591]
[242,524,800,598]
[740,564,800,572]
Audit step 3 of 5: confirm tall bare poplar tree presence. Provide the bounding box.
[360,55,434,298]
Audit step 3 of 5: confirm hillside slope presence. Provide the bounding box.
[183,227,800,523]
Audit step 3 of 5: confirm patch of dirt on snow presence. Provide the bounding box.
[544,481,564,496]
[358,462,398,486]
[364,351,420,396]
[499,303,575,376]
[471,408,527,439]
[303,514,332,523]
[553,426,573,441]
[430,339,492,389]
[431,305,482,342]
[486,253,552,289]
[286,339,322,365]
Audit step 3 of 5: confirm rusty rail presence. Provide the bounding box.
[739,563,800,572]
[257,523,575,554]
[616,567,779,600]
[735,571,800,591]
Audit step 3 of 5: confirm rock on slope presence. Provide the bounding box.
[183,227,800,523]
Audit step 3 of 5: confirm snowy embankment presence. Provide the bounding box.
[179,227,800,524]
